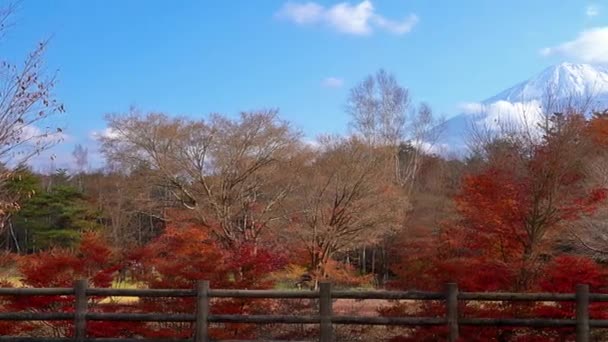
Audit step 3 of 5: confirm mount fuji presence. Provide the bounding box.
[439,63,608,154]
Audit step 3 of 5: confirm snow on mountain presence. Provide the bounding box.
[439,63,608,154]
[485,63,608,104]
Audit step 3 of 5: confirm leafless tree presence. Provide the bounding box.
[347,69,442,190]
[285,136,405,282]
[72,144,88,172]
[100,109,302,247]
[0,3,64,230]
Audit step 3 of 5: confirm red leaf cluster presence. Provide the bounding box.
[2,224,285,339]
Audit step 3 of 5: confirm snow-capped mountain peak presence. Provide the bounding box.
[439,63,608,154]
[484,62,608,104]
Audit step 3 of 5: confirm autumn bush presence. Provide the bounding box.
[383,113,608,341]
[0,224,288,339]
[0,232,139,337]
[128,223,285,339]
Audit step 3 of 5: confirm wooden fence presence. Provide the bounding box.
[0,280,605,341]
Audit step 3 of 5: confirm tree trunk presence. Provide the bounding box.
[371,246,376,275]
[9,221,19,254]
[361,247,366,273]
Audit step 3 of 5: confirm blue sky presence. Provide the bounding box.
[4,0,607,169]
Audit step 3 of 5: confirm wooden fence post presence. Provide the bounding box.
[576,284,590,342]
[319,282,333,342]
[446,283,459,342]
[195,280,210,342]
[74,279,88,342]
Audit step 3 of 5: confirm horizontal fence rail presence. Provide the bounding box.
[0,281,605,341]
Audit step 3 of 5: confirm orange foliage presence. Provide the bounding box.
[2,233,135,337]
[130,223,285,339]
[386,114,608,341]
[588,112,608,147]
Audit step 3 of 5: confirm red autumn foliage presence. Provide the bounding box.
[129,223,285,339]
[0,224,285,339]
[385,115,608,341]
[588,112,608,147]
[1,232,136,337]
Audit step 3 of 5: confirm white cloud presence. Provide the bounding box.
[458,102,485,114]
[586,4,599,17]
[276,0,418,36]
[321,77,344,88]
[325,1,374,34]
[277,2,324,24]
[460,100,543,133]
[90,127,120,140]
[373,14,418,35]
[541,26,608,63]
[480,100,543,131]
[412,140,450,155]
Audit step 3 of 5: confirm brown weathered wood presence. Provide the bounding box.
[209,289,319,298]
[446,283,459,342]
[576,284,590,342]
[0,288,74,296]
[96,340,188,342]
[590,319,608,327]
[218,340,313,342]
[84,339,188,342]
[459,318,576,327]
[195,281,209,342]
[460,292,575,301]
[86,313,195,322]
[4,280,608,341]
[0,339,189,342]
[74,279,88,342]
[319,282,333,342]
[209,314,319,324]
[331,316,445,325]
[87,288,195,297]
[332,290,444,300]
[589,293,608,302]
[0,338,71,342]
[0,312,73,320]
[0,339,190,342]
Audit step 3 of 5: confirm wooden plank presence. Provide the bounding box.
[209,314,319,324]
[218,340,313,342]
[86,313,195,322]
[0,338,71,342]
[88,339,189,342]
[319,282,333,342]
[0,288,74,296]
[0,339,188,342]
[87,288,195,297]
[590,319,608,327]
[332,290,444,300]
[576,284,590,342]
[459,292,575,301]
[589,293,608,302]
[209,289,318,298]
[195,280,209,342]
[6,281,608,342]
[0,312,73,320]
[459,318,576,327]
[331,316,445,326]
[74,279,88,342]
[4,285,604,302]
[446,283,459,342]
